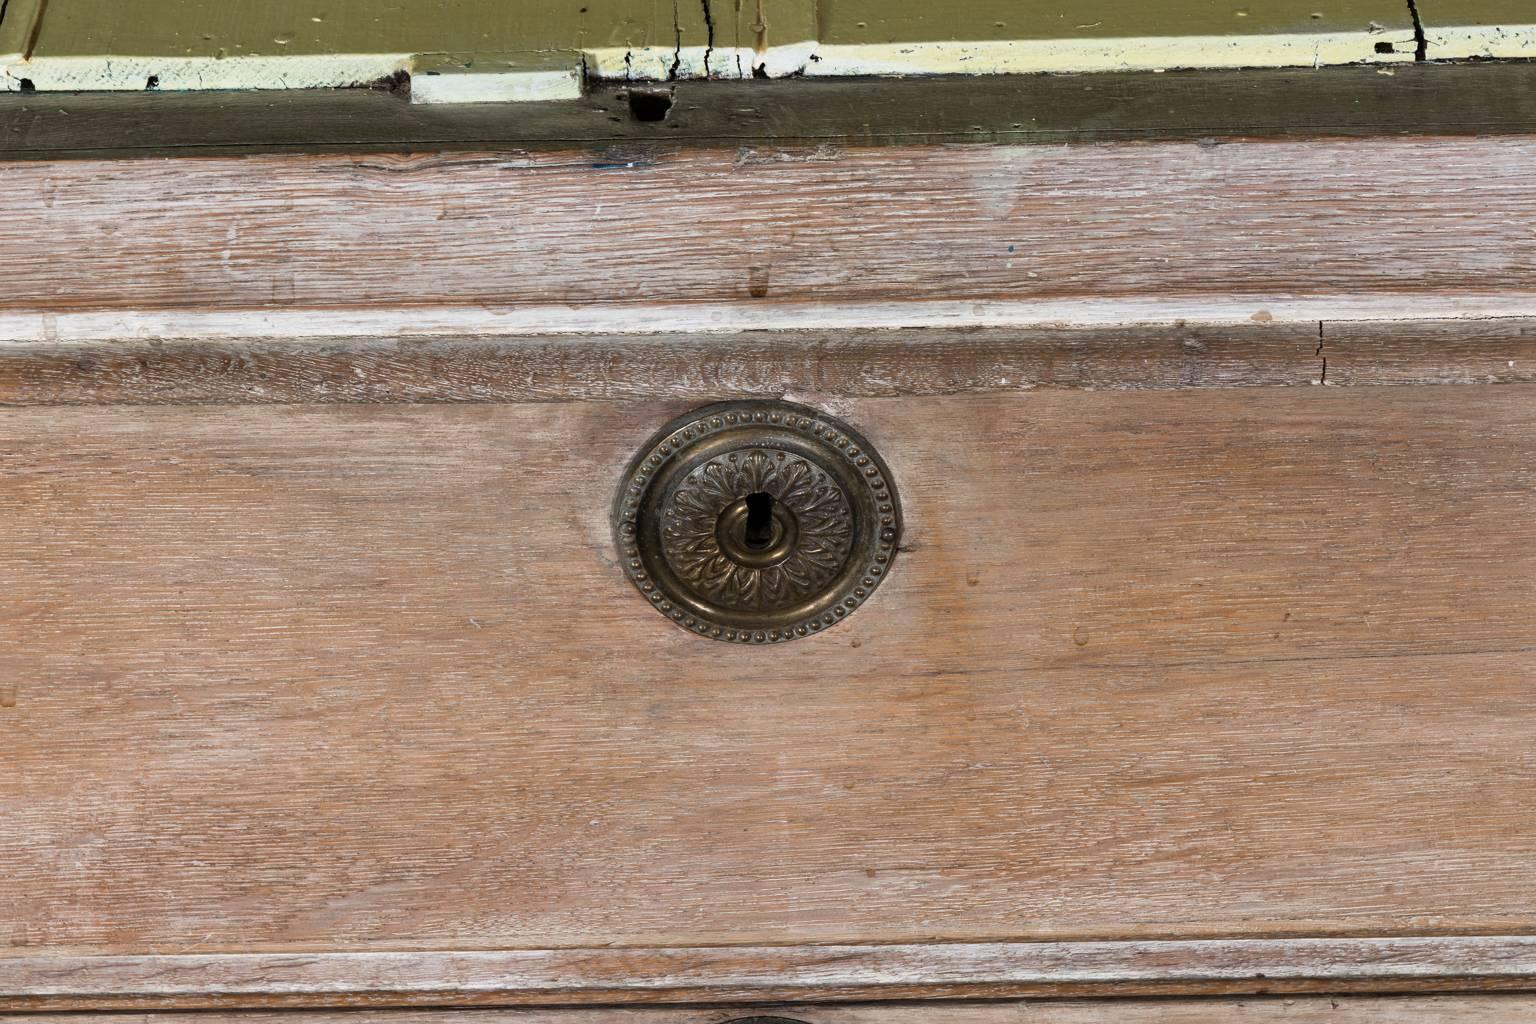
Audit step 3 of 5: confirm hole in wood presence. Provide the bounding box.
[628,89,673,121]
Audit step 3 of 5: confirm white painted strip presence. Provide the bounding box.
[806,31,1418,74]
[1426,23,1536,59]
[409,67,584,104]
[3,295,1536,346]
[0,52,409,92]
[0,49,583,103]
[582,41,821,80]
[582,29,1419,82]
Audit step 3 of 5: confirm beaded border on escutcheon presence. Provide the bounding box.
[615,402,901,644]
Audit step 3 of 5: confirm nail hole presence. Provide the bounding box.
[628,89,673,122]
[18,78,35,93]
[1375,41,1395,52]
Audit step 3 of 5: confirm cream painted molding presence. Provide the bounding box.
[582,30,1422,81]
[2,25,1536,101]
[0,52,411,92]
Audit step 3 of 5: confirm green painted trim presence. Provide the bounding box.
[2,0,1534,94]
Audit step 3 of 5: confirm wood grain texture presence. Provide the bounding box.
[1320,319,1536,386]
[10,65,1536,161]
[0,325,1324,404]
[3,135,1536,335]
[11,996,1536,1023]
[15,318,1536,405]
[5,386,1536,1006]
[10,938,1536,1009]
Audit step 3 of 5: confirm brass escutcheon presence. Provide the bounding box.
[614,400,902,643]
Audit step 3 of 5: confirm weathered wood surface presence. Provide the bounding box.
[10,996,1536,1023]
[0,326,1326,404]
[14,65,1536,160]
[6,58,1536,1014]
[9,319,1536,405]
[8,938,1536,1009]
[5,385,1536,1006]
[2,136,1536,337]
[1318,319,1536,386]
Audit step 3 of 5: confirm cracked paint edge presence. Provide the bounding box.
[585,30,1423,81]
[1423,23,1536,59]
[0,51,411,91]
[0,49,587,101]
[8,24,1536,99]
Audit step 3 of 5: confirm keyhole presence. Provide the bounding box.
[744,491,775,549]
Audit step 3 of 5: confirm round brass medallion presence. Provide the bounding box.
[614,401,901,643]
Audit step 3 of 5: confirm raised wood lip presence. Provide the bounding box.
[6,937,1536,1010]
[5,62,1536,161]
[8,321,1536,405]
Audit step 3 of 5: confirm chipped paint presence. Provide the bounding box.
[1425,22,1536,58]
[0,0,1534,101]
[584,40,818,80]
[587,29,1425,81]
[0,49,591,100]
[0,52,409,91]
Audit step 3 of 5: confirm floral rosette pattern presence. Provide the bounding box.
[661,449,854,611]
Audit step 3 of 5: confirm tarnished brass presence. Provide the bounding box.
[615,400,901,643]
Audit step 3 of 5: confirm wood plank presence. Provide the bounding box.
[3,133,1536,335]
[15,318,1536,405]
[1321,319,1536,387]
[10,997,1536,1023]
[5,386,1536,1004]
[10,65,1536,161]
[0,325,1324,404]
[8,939,1536,1009]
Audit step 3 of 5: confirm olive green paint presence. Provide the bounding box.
[0,0,1422,58]
[817,0,1412,44]
[3,0,1535,92]
[26,0,688,58]
[0,0,40,57]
